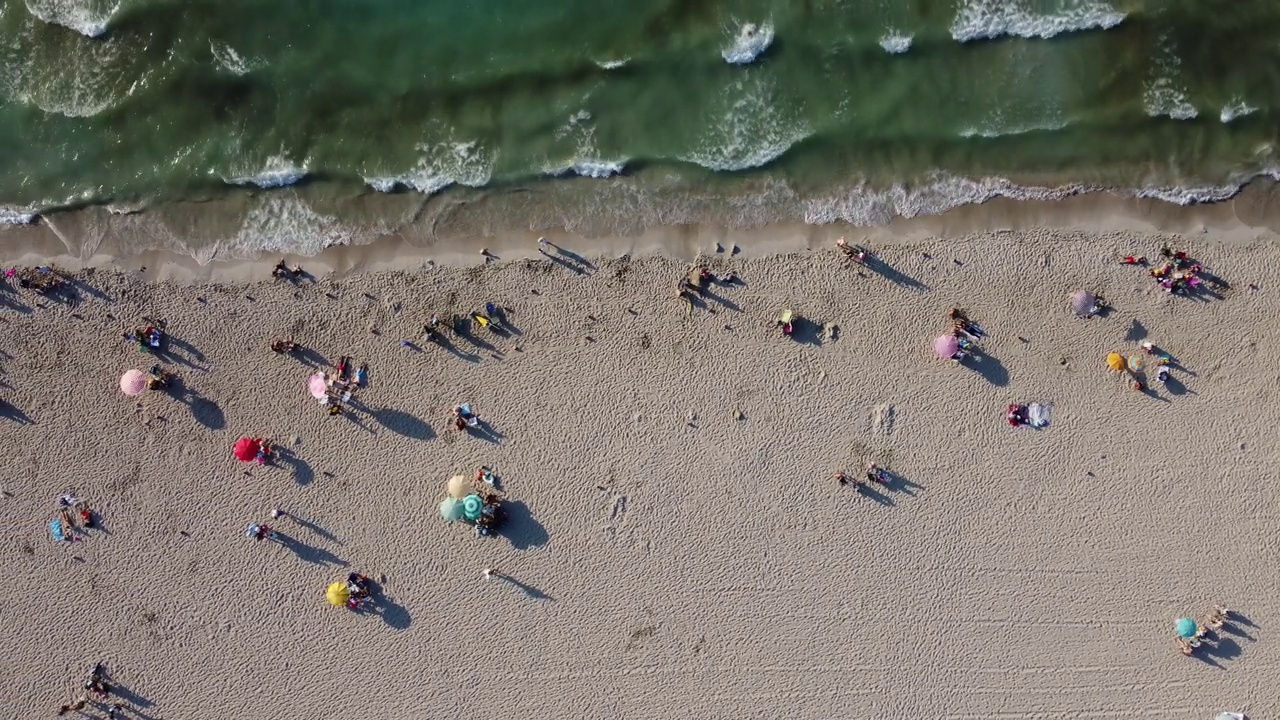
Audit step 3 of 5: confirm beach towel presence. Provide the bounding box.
[50,519,67,541]
[1026,403,1052,428]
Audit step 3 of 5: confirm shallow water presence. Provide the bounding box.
[2,0,1278,248]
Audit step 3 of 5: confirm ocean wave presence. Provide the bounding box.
[1220,98,1257,124]
[595,58,629,70]
[545,159,627,178]
[0,207,39,224]
[1143,33,1196,120]
[959,116,1069,139]
[365,139,495,194]
[722,20,774,65]
[950,0,1125,42]
[225,155,309,188]
[802,169,1280,227]
[218,197,386,260]
[879,31,913,54]
[1,31,142,117]
[23,0,119,38]
[210,41,259,76]
[681,76,809,172]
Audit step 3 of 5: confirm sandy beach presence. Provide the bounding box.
[2,224,1276,719]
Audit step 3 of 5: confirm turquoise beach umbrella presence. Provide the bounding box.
[439,497,464,522]
[1175,617,1198,638]
[462,494,483,521]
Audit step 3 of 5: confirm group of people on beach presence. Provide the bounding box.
[1124,247,1206,295]
[57,663,124,717]
[946,307,986,361]
[1179,605,1232,655]
[834,461,889,490]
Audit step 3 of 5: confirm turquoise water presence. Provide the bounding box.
[2,0,1279,238]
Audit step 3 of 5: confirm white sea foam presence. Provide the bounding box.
[0,207,39,224]
[1,33,141,116]
[218,197,382,260]
[682,76,809,172]
[23,0,119,37]
[365,139,495,194]
[1143,33,1197,120]
[1220,98,1257,124]
[210,41,258,76]
[595,58,629,70]
[225,155,309,188]
[544,110,627,178]
[950,0,1124,42]
[879,31,913,54]
[721,20,774,65]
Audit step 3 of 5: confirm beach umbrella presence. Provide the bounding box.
[1069,290,1095,316]
[119,369,147,396]
[233,438,259,463]
[462,494,484,521]
[439,497,464,522]
[1175,617,1198,639]
[1127,354,1144,373]
[933,335,959,359]
[1106,353,1124,371]
[306,373,328,400]
[447,475,470,500]
[326,582,350,607]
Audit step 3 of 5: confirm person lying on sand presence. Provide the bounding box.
[834,238,867,262]
[270,338,298,353]
[1206,605,1229,629]
[864,462,887,484]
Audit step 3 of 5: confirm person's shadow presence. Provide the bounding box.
[0,399,33,424]
[961,350,1008,386]
[275,447,314,485]
[499,574,555,601]
[367,583,412,629]
[274,532,347,567]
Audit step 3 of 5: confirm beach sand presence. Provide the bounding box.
[2,227,1276,718]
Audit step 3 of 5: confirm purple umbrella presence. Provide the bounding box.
[1069,290,1095,316]
[933,335,959,359]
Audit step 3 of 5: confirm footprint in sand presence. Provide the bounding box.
[871,403,896,435]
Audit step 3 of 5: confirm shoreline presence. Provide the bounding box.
[2,177,1279,284]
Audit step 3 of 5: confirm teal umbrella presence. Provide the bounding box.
[462,494,483,521]
[1175,617,1198,638]
[439,497,464,522]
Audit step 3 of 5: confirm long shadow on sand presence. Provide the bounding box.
[960,351,1008,387]
[866,256,928,291]
[367,585,412,630]
[500,574,555,601]
[276,448,314,486]
[372,408,436,440]
[274,532,347,568]
[501,500,548,550]
[0,399,33,424]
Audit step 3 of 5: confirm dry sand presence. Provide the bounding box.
[1,227,1276,719]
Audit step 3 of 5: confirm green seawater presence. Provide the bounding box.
[1,0,1278,236]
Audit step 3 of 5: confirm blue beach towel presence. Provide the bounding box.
[50,519,65,541]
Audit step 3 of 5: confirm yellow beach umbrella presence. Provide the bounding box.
[326,582,350,607]
[447,475,471,500]
[1106,353,1124,371]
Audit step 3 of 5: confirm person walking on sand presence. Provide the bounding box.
[483,568,498,580]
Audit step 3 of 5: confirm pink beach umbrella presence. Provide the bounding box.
[1069,290,1095,316]
[119,369,147,396]
[306,373,329,400]
[932,335,959,360]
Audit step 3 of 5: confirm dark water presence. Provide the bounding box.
[2,0,1279,249]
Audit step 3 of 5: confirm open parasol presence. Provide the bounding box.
[307,373,328,400]
[933,335,959,359]
[447,475,471,500]
[439,497,464,522]
[1106,353,1124,371]
[233,438,259,463]
[1127,355,1144,373]
[1175,617,1198,639]
[120,369,147,396]
[326,582,350,607]
[462,494,484,521]
[1069,290,1095,316]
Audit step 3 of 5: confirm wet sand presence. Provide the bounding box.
[1,227,1275,718]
